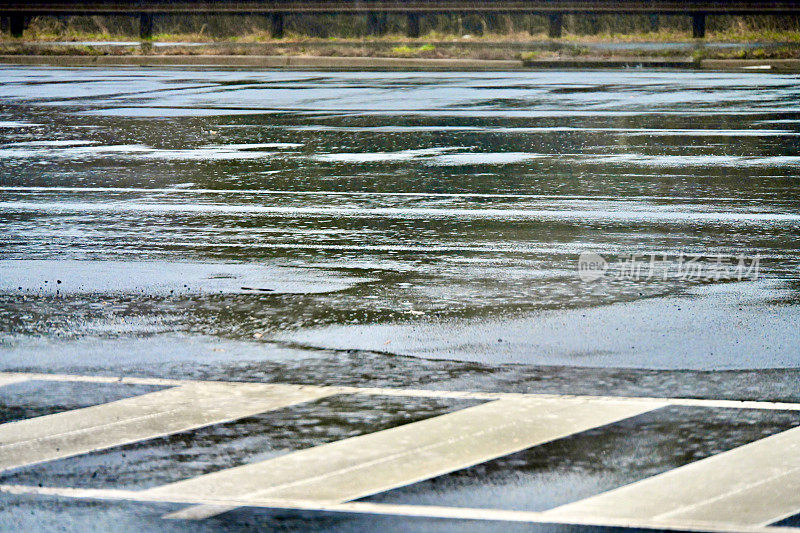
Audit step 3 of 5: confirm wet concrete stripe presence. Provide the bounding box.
[0,484,796,533]
[0,372,187,387]
[7,201,800,223]
[0,373,30,388]
[0,382,333,471]
[542,425,800,528]
[2,372,800,411]
[143,397,665,518]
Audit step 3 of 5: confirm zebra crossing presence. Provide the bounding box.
[0,381,334,471]
[1,371,799,532]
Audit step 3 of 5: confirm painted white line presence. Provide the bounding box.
[0,484,143,500]
[163,503,238,520]
[0,372,187,387]
[6,201,800,224]
[2,371,799,531]
[3,371,800,412]
[325,502,800,533]
[143,397,664,518]
[1,372,799,411]
[542,425,800,529]
[0,373,30,388]
[0,186,771,203]
[0,484,796,533]
[0,382,334,471]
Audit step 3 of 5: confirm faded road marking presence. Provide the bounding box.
[0,373,31,388]
[0,483,797,533]
[144,397,664,517]
[543,425,800,529]
[0,381,333,471]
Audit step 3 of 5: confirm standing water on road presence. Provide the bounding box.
[0,68,799,398]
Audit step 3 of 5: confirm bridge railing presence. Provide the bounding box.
[1,1,800,39]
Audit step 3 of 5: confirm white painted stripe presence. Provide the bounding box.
[0,373,30,388]
[143,397,664,515]
[5,201,800,223]
[664,467,800,528]
[163,504,239,520]
[542,425,800,529]
[0,186,771,203]
[0,382,333,471]
[2,371,799,530]
[1,372,799,411]
[0,484,796,533]
[0,372,187,387]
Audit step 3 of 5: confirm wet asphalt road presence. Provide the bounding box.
[0,68,799,531]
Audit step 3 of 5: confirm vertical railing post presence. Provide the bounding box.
[649,14,659,33]
[548,13,562,38]
[407,12,420,38]
[587,14,600,35]
[379,13,388,35]
[692,13,706,38]
[271,12,284,39]
[368,13,387,36]
[139,13,154,40]
[9,14,25,38]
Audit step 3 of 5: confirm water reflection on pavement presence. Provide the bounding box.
[0,67,799,531]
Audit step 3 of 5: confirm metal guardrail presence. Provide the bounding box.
[4,0,800,12]
[1,2,799,42]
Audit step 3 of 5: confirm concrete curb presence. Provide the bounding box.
[700,58,800,71]
[0,54,525,70]
[0,55,798,71]
[522,57,696,68]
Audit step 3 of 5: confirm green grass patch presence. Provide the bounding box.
[390,44,435,56]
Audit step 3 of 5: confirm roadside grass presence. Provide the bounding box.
[693,45,800,60]
[5,17,800,45]
[3,17,800,61]
[0,43,127,55]
[710,29,800,42]
[390,44,436,56]
[2,40,799,61]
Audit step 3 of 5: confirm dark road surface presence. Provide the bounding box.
[0,68,799,531]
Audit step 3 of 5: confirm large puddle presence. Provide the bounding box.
[0,68,798,391]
